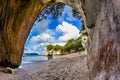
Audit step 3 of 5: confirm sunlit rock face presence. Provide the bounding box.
[81,35,88,49]
[0,0,120,79]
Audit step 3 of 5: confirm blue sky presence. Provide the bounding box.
[24,5,82,54]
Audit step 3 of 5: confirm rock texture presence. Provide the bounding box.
[0,0,120,80]
[82,0,120,80]
[0,0,51,68]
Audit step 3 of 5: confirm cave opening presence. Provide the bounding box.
[20,2,87,66]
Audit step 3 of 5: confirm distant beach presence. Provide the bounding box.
[21,53,69,65]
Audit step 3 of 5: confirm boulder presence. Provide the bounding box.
[4,67,14,74]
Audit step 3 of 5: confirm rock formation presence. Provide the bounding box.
[82,0,120,80]
[0,0,45,68]
[0,0,120,79]
[4,67,14,74]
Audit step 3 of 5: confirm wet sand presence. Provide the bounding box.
[0,52,89,80]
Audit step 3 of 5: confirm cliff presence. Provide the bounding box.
[46,34,87,56]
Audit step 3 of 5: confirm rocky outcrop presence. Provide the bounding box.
[0,0,52,68]
[0,0,120,80]
[81,35,88,49]
[82,0,120,80]
[4,67,14,74]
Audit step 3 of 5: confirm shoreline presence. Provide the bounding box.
[0,51,89,80]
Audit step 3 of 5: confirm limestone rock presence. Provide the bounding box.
[40,0,52,4]
[4,67,14,74]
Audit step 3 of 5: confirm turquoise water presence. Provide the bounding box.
[19,53,49,68]
[22,55,48,64]
[22,53,48,64]
[19,53,63,68]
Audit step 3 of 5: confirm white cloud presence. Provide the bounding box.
[25,19,51,46]
[25,33,55,54]
[32,19,50,34]
[31,33,54,43]
[56,21,80,42]
[24,42,48,54]
[45,29,56,36]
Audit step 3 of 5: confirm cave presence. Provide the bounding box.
[23,2,83,63]
[0,0,120,79]
[0,0,84,68]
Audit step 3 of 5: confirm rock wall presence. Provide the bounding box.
[0,0,120,79]
[0,0,51,68]
[82,0,120,80]
[63,0,120,79]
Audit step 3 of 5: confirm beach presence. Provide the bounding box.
[0,52,89,80]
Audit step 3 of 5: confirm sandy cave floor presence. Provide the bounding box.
[0,52,89,80]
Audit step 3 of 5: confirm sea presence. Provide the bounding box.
[21,53,53,64]
[19,53,53,68]
[19,52,64,68]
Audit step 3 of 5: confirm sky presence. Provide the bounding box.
[24,5,82,54]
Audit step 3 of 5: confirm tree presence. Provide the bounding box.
[63,39,75,52]
[54,45,63,51]
[46,44,54,51]
[37,2,81,22]
[37,2,65,22]
[72,9,81,19]
[46,36,85,53]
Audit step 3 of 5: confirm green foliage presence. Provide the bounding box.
[38,2,65,21]
[54,45,63,51]
[46,35,86,54]
[81,20,85,31]
[76,35,82,41]
[63,39,75,52]
[47,44,54,51]
[72,9,81,19]
[46,44,63,51]
[63,37,85,52]
[36,3,81,22]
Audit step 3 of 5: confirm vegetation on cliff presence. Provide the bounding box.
[46,33,87,55]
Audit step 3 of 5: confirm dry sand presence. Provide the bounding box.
[0,52,89,80]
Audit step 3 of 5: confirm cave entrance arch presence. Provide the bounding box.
[23,2,85,63]
[0,0,85,68]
